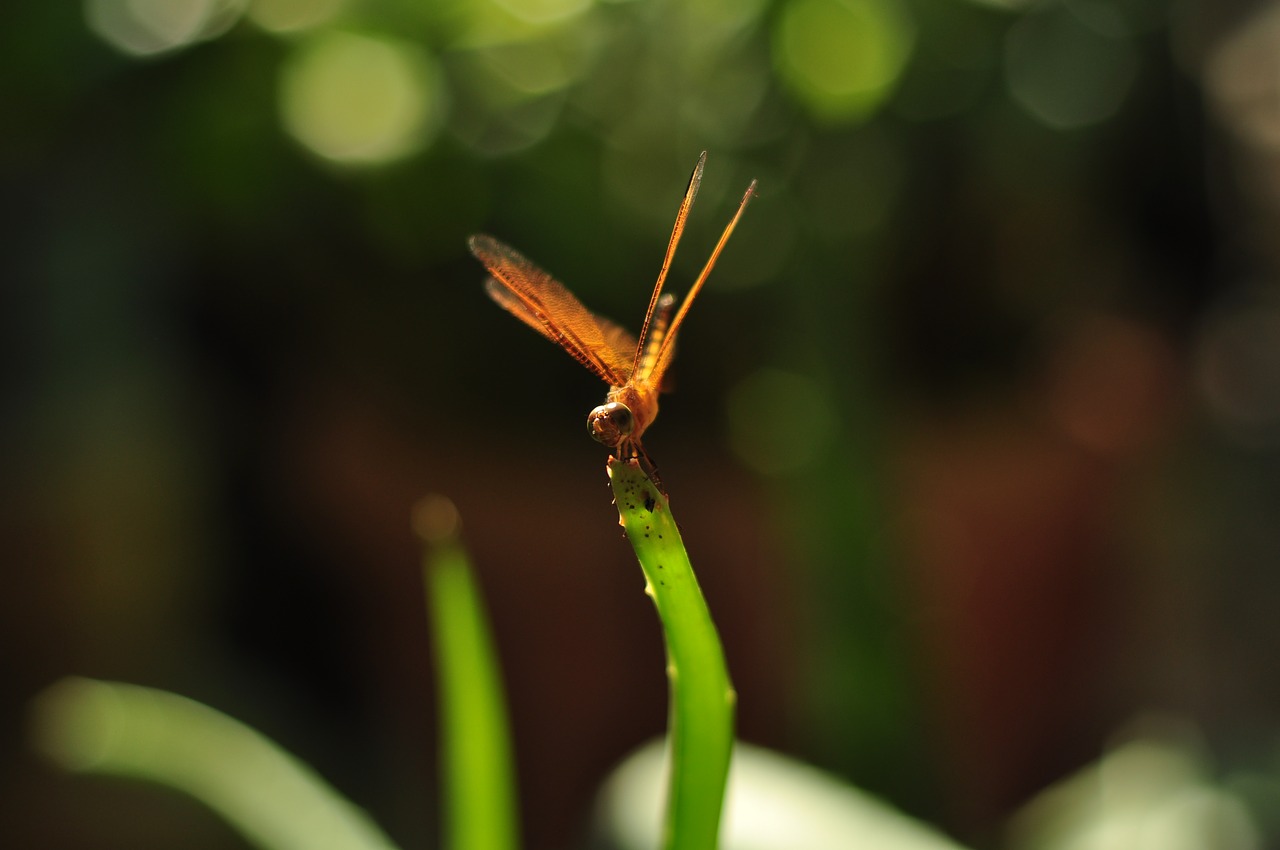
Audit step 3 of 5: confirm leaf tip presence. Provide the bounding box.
[412,494,462,544]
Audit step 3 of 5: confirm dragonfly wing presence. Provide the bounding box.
[646,178,757,388]
[483,277,638,378]
[471,234,635,386]
[599,319,640,376]
[632,151,704,378]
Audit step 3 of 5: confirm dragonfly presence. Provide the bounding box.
[468,152,756,482]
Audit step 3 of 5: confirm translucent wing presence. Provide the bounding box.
[645,178,757,388]
[470,234,637,386]
[632,152,704,378]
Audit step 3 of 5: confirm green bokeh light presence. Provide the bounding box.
[247,0,344,33]
[279,31,445,165]
[773,0,915,124]
[494,0,591,26]
[1005,5,1137,129]
[728,368,838,475]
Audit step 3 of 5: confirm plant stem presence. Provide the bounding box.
[416,496,520,850]
[607,459,735,850]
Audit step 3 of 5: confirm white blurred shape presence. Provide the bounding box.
[1205,2,1280,150]
[1007,722,1259,850]
[85,0,245,56]
[596,739,970,850]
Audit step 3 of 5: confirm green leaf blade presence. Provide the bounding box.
[608,459,735,850]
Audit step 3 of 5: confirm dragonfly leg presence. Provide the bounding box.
[610,442,666,496]
[633,444,666,496]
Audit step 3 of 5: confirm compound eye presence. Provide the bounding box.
[587,402,634,446]
[607,403,634,434]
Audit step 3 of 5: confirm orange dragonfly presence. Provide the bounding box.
[468,152,756,479]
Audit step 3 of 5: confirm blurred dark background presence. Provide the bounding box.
[5,0,1280,847]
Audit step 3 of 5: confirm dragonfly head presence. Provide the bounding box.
[588,401,634,448]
